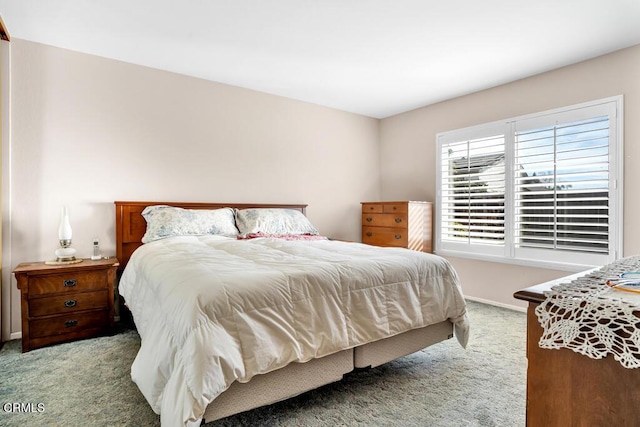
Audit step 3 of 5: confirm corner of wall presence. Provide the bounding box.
[1,39,12,341]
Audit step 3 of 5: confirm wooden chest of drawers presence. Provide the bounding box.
[361,201,432,252]
[13,258,119,352]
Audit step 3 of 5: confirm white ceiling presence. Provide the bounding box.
[1,0,640,118]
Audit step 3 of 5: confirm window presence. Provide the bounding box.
[436,96,622,270]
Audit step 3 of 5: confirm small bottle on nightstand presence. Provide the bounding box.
[91,238,101,260]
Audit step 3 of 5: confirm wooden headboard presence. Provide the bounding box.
[114,201,308,271]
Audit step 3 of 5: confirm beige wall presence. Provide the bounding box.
[379,44,640,308]
[4,38,638,337]
[2,39,380,338]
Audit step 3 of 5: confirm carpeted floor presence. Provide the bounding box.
[0,300,526,426]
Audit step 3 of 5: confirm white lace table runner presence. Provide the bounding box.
[535,256,640,369]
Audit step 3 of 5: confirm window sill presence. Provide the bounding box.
[434,248,599,273]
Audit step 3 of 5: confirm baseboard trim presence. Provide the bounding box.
[465,296,526,313]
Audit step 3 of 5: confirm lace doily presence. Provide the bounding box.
[535,256,640,369]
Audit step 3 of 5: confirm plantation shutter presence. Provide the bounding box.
[436,96,620,268]
[439,133,506,250]
[514,115,610,255]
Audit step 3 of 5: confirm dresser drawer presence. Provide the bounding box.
[29,310,110,339]
[382,203,408,213]
[29,270,108,296]
[29,290,109,317]
[362,203,383,213]
[362,213,408,228]
[362,226,408,247]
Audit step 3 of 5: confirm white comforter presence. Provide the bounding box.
[119,235,469,426]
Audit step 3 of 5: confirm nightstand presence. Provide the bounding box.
[13,258,119,352]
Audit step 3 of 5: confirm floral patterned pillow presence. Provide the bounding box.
[235,208,319,238]
[141,205,239,243]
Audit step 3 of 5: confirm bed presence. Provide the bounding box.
[115,201,469,426]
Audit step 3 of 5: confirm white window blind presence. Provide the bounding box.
[436,96,622,270]
[440,134,506,249]
[514,116,610,254]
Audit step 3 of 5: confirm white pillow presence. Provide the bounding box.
[141,205,239,243]
[235,208,319,237]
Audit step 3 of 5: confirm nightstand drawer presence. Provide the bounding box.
[29,310,110,339]
[29,270,108,295]
[29,290,109,317]
[362,213,408,228]
[362,227,408,247]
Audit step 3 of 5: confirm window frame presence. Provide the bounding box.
[435,96,623,272]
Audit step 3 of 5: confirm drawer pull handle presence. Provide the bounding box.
[64,299,77,308]
[63,279,77,287]
[366,232,372,237]
[366,217,372,222]
[395,218,402,223]
[394,234,402,239]
[65,320,78,328]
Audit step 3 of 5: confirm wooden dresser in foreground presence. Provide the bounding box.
[514,273,640,427]
[361,201,432,252]
[13,258,119,352]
